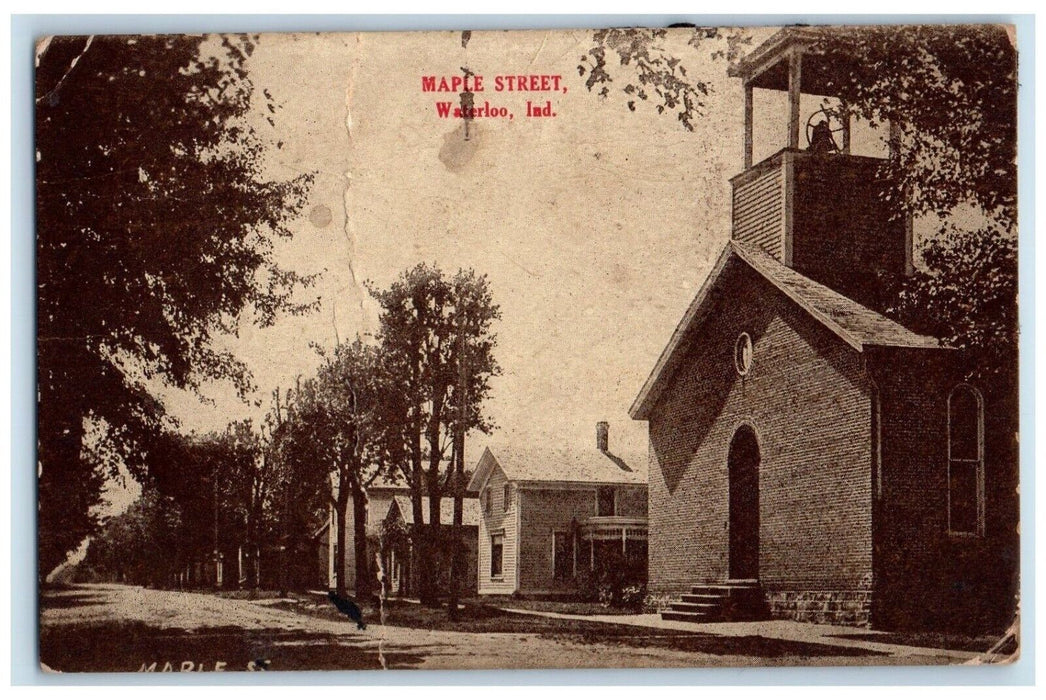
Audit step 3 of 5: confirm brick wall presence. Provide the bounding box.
[870,350,1019,631]
[646,260,873,598]
[791,154,908,313]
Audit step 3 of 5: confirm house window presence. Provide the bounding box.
[490,533,504,578]
[484,488,491,514]
[553,531,574,581]
[948,385,984,536]
[503,484,511,511]
[735,332,753,376]
[597,486,616,516]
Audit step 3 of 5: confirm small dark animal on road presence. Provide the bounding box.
[327,591,367,630]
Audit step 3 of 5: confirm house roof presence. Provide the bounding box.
[629,240,944,420]
[365,493,399,535]
[726,27,853,96]
[389,494,480,527]
[367,475,411,491]
[468,445,648,491]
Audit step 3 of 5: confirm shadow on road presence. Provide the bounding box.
[40,621,427,672]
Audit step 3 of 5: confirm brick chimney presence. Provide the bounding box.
[596,421,609,452]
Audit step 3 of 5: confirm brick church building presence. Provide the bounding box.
[630,28,1018,631]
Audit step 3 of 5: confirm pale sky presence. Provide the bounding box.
[149,27,895,471]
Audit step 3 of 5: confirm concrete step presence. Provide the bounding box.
[680,593,724,604]
[690,585,761,596]
[663,580,771,624]
[661,609,722,623]
[668,601,721,613]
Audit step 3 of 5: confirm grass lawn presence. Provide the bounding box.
[477,596,642,616]
[213,589,300,601]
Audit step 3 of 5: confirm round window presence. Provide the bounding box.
[735,332,753,376]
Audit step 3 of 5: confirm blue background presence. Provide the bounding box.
[10,13,1036,686]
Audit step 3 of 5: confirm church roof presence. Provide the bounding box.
[629,240,945,420]
[468,445,648,491]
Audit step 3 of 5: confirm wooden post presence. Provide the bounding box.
[787,50,802,150]
[743,81,754,169]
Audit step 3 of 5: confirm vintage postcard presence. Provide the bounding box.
[36,24,1020,672]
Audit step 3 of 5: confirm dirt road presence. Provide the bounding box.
[39,584,964,673]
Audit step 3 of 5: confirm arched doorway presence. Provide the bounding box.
[728,425,760,580]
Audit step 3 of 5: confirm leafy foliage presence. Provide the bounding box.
[135,423,275,582]
[804,25,1018,389]
[80,483,184,587]
[806,25,1017,230]
[274,340,391,595]
[578,27,749,131]
[576,547,648,610]
[36,34,316,578]
[890,222,1018,390]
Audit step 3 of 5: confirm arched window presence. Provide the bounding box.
[948,385,985,536]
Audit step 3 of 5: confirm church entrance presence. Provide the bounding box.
[728,425,760,580]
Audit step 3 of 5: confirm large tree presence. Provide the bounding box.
[80,483,184,588]
[216,419,276,589]
[370,264,501,605]
[279,340,389,598]
[36,34,315,580]
[264,386,332,593]
[808,26,1018,405]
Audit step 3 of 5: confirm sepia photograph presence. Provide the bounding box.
[35,22,1020,673]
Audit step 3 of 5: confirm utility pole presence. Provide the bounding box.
[275,387,288,598]
[213,461,220,588]
[448,302,467,620]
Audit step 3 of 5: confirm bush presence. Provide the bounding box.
[642,592,673,614]
[576,548,646,610]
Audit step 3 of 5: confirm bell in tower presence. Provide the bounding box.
[726,28,914,312]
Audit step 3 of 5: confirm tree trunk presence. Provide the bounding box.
[423,464,443,607]
[334,491,349,598]
[409,428,431,604]
[351,484,371,600]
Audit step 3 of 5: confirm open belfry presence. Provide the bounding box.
[632,28,1018,631]
[730,28,913,313]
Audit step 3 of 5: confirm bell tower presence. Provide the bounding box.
[728,28,913,312]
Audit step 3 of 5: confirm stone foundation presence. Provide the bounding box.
[765,589,872,627]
